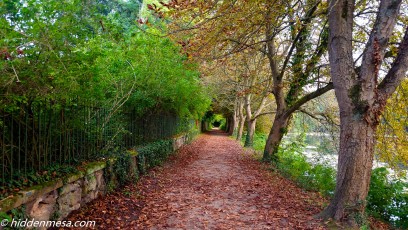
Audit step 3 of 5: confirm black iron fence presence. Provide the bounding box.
[0,100,192,187]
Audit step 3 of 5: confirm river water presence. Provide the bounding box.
[284,133,408,186]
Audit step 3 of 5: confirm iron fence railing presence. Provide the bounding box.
[0,100,192,187]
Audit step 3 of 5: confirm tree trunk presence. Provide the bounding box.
[319,115,376,223]
[236,115,245,141]
[244,119,257,147]
[230,104,238,135]
[227,115,235,135]
[201,120,206,132]
[320,0,407,224]
[262,2,335,163]
[236,99,246,140]
[262,114,290,162]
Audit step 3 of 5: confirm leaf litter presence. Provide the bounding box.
[54,130,388,229]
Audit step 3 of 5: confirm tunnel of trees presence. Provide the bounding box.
[0,0,407,228]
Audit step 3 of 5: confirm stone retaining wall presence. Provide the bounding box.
[0,133,192,229]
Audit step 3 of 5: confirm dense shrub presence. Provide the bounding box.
[137,140,174,170]
[275,141,336,196]
[112,152,134,186]
[240,133,267,152]
[367,167,408,228]
[136,127,200,174]
[0,0,210,194]
[104,148,138,192]
[273,140,408,227]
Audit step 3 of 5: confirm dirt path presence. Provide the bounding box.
[63,131,327,229]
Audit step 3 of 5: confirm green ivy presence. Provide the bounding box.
[0,211,11,222]
[4,206,28,230]
[103,149,140,192]
[137,139,174,171]
[0,165,77,200]
[113,152,133,187]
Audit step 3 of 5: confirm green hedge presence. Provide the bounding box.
[136,139,174,174]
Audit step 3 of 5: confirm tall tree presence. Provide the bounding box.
[262,0,333,161]
[320,0,408,223]
[240,50,273,147]
[155,0,333,161]
[236,97,246,140]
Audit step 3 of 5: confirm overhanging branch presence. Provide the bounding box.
[253,111,276,120]
[377,27,408,101]
[299,109,340,127]
[285,82,334,116]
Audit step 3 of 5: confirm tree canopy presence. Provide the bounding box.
[0,0,210,118]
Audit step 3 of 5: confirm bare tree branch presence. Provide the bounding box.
[377,27,408,101]
[285,82,334,117]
